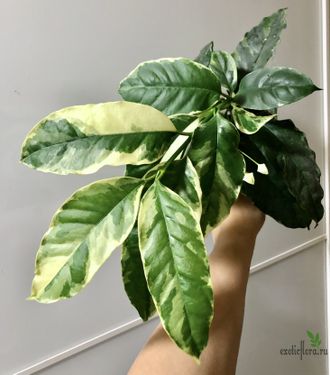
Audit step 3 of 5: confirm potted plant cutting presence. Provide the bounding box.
[20,8,324,360]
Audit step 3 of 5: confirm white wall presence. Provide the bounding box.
[0,1,327,374]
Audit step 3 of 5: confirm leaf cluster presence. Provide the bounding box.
[20,8,324,359]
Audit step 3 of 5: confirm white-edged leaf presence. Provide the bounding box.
[21,101,176,174]
[232,106,274,134]
[233,8,287,72]
[188,112,245,233]
[138,180,213,359]
[29,177,144,303]
[161,157,202,220]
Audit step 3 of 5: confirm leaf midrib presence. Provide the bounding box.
[22,131,174,160]
[155,182,199,350]
[39,184,142,296]
[122,84,220,93]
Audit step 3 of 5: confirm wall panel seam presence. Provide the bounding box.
[13,234,326,375]
[321,0,330,374]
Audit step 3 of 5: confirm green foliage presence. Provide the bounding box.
[21,8,324,359]
[21,102,176,174]
[121,224,156,321]
[29,177,144,303]
[195,41,214,66]
[118,58,221,115]
[210,50,238,93]
[239,120,324,228]
[138,180,213,358]
[233,8,287,73]
[235,67,320,110]
[188,112,245,234]
[232,106,275,134]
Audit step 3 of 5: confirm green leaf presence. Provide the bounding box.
[169,113,198,132]
[232,106,275,134]
[121,162,158,321]
[194,41,214,66]
[160,118,199,164]
[161,157,202,220]
[235,67,320,110]
[29,177,144,303]
[210,50,237,92]
[125,161,159,179]
[188,112,245,234]
[138,180,213,359]
[118,58,221,116]
[21,101,176,174]
[240,120,324,228]
[121,225,156,321]
[233,8,287,73]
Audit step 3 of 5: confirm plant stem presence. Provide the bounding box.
[156,137,192,180]
[239,150,260,166]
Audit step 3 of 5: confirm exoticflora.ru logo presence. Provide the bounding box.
[280,330,328,360]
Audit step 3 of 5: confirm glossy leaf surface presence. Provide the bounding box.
[235,67,319,110]
[189,112,245,233]
[233,8,287,72]
[21,102,176,174]
[210,50,237,92]
[138,180,213,358]
[121,225,156,321]
[240,120,324,227]
[30,177,144,303]
[232,106,275,134]
[161,157,202,220]
[195,41,214,66]
[119,58,221,115]
[169,113,198,132]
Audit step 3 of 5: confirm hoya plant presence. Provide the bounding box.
[20,8,324,360]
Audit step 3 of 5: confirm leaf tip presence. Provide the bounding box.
[257,163,269,175]
[192,356,201,365]
[243,172,255,185]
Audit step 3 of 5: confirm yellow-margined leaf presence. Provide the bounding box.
[29,177,144,303]
[21,101,176,175]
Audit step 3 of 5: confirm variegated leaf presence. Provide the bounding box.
[29,177,144,303]
[121,225,156,321]
[210,50,237,92]
[125,161,159,179]
[118,58,221,115]
[189,112,245,234]
[169,113,197,132]
[120,163,158,320]
[160,118,200,163]
[232,106,275,134]
[233,8,287,73]
[194,41,214,67]
[161,157,202,220]
[21,101,176,175]
[138,180,213,359]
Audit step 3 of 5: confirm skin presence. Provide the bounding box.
[128,194,265,375]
